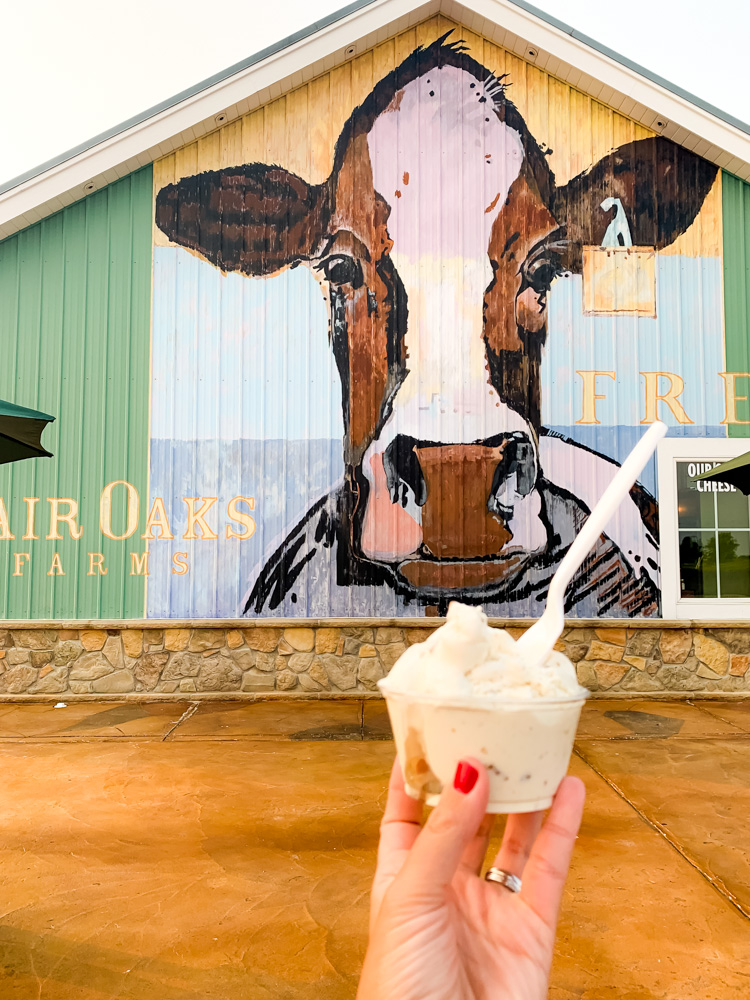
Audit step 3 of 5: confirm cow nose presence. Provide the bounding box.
[381,432,537,518]
[487,432,538,520]
[383,435,427,508]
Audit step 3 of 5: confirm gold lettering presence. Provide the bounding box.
[576,370,615,425]
[87,552,107,576]
[100,481,139,540]
[182,498,218,540]
[226,496,256,540]
[46,498,84,540]
[47,553,64,576]
[719,372,750,425]
[12,552,30,577]
[640,371,694,424]
[141,497,174,539]
[130,552,149,576]
[171,551,189,575]
[23,497,38,540]
[0,499,14,540]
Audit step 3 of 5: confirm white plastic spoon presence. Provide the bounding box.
[515,420,667,667]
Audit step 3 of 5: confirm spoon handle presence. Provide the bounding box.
[516,421,667,662]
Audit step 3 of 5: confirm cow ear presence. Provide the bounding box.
[553,137,718,269]
[155,164,330,275]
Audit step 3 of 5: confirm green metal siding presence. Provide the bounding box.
[0,167,153,618]
[722,170,750,437]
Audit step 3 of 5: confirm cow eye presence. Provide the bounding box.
[520,236,570,295]
[525,256,559,293]
[318,254,363,289]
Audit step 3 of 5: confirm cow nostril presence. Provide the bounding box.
[487,433,537,519]
[383,435,427,508]
[380,434,538,516]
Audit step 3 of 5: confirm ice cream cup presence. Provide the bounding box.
[378,681,587,813]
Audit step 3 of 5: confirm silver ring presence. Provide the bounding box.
[484,867,522,893]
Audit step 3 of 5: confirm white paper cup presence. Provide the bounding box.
[379,681,587,813]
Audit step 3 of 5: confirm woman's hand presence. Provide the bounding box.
[357,758,585,1000]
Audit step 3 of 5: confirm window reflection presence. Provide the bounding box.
[718,531,750,597]
[679,531,717,598]
[676,461,750,600]
[676,462,715,528]
[716,489,750,529]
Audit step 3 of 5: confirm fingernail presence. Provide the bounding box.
[453,761,478,794]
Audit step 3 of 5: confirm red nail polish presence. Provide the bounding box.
[454,761,478,794]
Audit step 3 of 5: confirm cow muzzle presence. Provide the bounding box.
[360,432,544,591]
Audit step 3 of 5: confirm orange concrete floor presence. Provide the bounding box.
[0,699,747,998]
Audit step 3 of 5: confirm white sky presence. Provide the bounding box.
[1,0,748,188]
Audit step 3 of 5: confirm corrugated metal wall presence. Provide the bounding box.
[722,170,750,438]
[0,16,731,621]
[0,167,152,619]
[149,15,725,619]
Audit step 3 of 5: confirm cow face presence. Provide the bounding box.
[155,36,717,602]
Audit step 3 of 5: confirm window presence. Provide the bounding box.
[658,438,750,619]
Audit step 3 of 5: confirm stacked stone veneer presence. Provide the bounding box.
[1,622,750,698]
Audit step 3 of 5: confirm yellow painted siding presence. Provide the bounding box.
[663,171,722,258]
[154,14,725,253]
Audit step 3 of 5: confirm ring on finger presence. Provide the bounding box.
[484,867,522,893]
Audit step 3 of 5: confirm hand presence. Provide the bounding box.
[357,758,585,1000]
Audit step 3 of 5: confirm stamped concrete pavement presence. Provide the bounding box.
[0,698,746,998]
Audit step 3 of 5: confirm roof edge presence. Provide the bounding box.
[506,0,750,138]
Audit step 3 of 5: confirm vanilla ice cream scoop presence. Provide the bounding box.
[379,603,588,812]
[384,602,585,700]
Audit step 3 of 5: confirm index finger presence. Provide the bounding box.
[378,757,423,861]
[370,759,424,928]
[520,776,585,930]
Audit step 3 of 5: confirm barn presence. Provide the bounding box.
[2,0,750,698]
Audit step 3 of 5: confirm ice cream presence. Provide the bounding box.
[382,602,585,700]
[379,602,587,813]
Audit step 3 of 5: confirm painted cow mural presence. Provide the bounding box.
[155,35,717,617]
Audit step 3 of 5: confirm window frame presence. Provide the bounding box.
[658,436,750,620]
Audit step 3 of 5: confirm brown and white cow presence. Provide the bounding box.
[156,35,716,617]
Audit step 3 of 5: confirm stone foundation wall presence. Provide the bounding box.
[1,621,749,698]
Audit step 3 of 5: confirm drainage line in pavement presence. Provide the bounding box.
[162,702,199,741]
[573,746,750,923]
[688,700,748,735]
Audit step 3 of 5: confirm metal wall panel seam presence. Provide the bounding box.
[723,171,750,439]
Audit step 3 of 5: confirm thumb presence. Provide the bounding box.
[396,759,489,901]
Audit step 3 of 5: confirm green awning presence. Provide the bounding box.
[695,450,750,495]
[0,399,55,466]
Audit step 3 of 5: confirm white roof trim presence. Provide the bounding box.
[3,0,750,241]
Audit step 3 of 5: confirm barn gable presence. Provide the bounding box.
[2,0,750,657]
[2,0,750,242]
